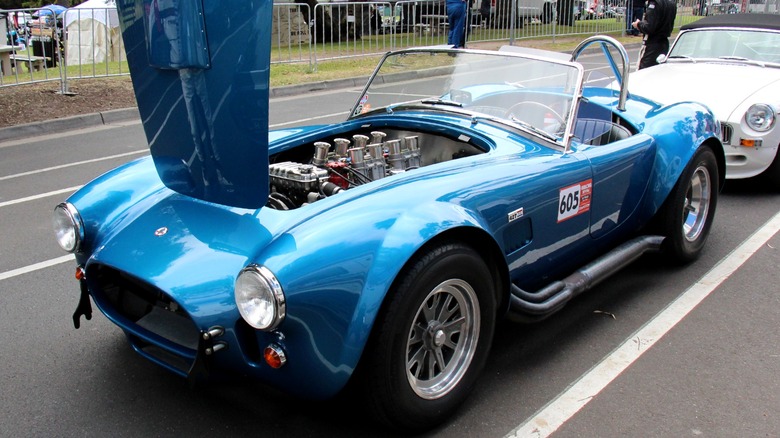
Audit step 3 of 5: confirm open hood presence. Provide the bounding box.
[115,0,272,208]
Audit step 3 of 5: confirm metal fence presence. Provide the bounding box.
[2,0,779,91]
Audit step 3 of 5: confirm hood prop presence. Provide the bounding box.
[508,235,665,322]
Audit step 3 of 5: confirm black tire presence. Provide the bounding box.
[659,146,719,264]
[760,148,780,191]
[360,243,496,432]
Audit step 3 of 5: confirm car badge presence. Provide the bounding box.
[154,227,168,237]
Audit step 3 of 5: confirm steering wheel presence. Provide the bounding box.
[505,101,565,133]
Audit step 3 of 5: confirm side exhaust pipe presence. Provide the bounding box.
[508,235,665,320]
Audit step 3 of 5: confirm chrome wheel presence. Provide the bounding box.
[657,146,718,264]
[682,164,712,242]
[360,243,496,431]
[406,279,480,400]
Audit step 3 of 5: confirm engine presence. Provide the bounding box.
[267,130,422,210]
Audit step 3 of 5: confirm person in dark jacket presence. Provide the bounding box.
[632,0,676,69]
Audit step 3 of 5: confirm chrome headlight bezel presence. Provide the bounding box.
[235,265,286,331]
[745,103,776,132]
[53,202,84,253]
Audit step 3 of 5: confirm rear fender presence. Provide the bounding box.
[641,101,722,214]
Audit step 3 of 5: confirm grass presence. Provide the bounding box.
[11,14,703,89]
[270,57,381,86]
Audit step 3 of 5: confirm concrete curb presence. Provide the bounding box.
[270,76,371,98]
[0,107,141,143]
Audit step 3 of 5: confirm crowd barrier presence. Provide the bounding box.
[1,0,779,92]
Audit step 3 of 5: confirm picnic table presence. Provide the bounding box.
[0,45,23,77]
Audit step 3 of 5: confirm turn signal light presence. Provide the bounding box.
[264,343,287,369]
[75,267,85,280]
[739,139,762,148]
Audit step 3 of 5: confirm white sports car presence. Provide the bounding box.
[630,13,780,188]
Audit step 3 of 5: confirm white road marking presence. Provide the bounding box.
[270,111,349,128]
[0,120,141,148]
[0,186,82,208]
[506,209,780,438]
[0,150,146,182]
[0,255,74,282]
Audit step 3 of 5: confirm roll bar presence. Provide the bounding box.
[570,35,630,112]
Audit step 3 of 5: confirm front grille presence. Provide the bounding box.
[720,122,733,145]
[89,264,201,371]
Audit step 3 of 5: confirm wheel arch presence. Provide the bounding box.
[348,225,508,383]
[391,227,509,317]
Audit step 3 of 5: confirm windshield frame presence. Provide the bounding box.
[348,47,586,151]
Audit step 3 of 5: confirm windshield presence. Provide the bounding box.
[669,28,780,64]
[350,49,583,145]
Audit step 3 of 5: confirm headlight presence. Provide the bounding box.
[53,202,83,253]
[745,104,775,132]
[235,265,286,331]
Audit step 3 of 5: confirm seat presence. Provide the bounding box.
[573,118,632,146]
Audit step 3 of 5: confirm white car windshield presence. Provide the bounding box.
[669,29,780,64]
[351,49,583,145]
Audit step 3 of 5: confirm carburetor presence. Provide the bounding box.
[266,131,422,209]
[313,131,422,187]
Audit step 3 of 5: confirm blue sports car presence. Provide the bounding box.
[53,0,723,431]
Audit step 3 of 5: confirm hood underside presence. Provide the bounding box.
[115,0,273,208]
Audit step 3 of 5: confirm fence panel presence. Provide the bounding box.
[1,7,65,88]
[272,3,313,66]
[4,1,780,91]
[61,6,127,81]
[312,2,395,63]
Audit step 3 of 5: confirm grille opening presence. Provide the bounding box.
[128,334,194,374]
[721,122,733,145]
[90,264,200,351]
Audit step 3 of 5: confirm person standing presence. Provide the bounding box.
[446,0,468,48]
[632,0,676,69]
[626,0,645,36]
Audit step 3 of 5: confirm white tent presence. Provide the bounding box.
[64,0,124,66]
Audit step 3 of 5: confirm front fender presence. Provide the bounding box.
[66,156,168,261]
[255,199,492,398]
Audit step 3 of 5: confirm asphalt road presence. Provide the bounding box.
[1,48,779,437]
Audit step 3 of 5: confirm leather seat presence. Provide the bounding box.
[573,118,632,146]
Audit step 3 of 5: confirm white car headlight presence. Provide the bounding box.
[53,202,83,253]
[235,265,286,331]
[745,104,775,132]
